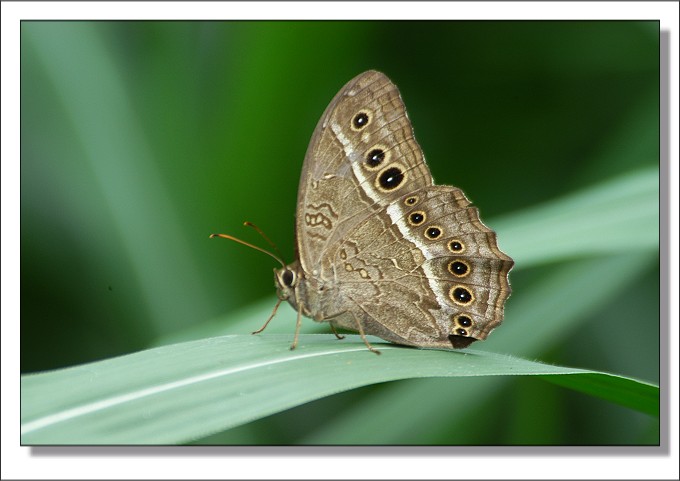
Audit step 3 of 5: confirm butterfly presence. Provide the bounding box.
[213,70,513,354]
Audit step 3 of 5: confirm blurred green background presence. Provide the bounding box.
[21,21,659,444]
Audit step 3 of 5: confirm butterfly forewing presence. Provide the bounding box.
[295,71,434,270]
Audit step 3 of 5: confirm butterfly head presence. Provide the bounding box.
[274,262,300,302]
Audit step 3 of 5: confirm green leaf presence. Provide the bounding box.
[23,22,214,334]
[493,167,658,269]
[541,373,658,417]
[21,334,658,444]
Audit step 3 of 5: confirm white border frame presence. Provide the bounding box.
[3,2,677,479]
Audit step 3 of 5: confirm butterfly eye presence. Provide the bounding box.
[425,226,442,239]
[408,211,426,226]
[450,314,474,338]
[366,148,385,168]
[282,269,295,287]
[456,315,473,328]
[448,239,465,253]
[376,166,406,191]
[404,196,419,206]
[450,286,474,305]
[352,111,371,130]
[448,260,470,277]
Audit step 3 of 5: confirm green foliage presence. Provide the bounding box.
[21,335,657,444]
[21,21,660,444]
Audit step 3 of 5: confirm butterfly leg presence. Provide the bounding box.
[329,322,345,340]
[351,315,381,355]
[289,290,305,350]
[290,304,302,351]
[252,298,282,335]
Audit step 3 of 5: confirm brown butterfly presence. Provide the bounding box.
[213,70,513,354]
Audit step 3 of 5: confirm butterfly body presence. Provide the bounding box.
[270,70,514,351]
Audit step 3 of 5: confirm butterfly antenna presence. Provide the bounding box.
[243,221,286,262]
[209,231,285,268]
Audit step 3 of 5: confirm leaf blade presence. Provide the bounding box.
[21,334,658,444]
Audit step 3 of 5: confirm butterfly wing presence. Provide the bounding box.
[331,186,513,348]
[294,70,513,349]
[294,70,433,272]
